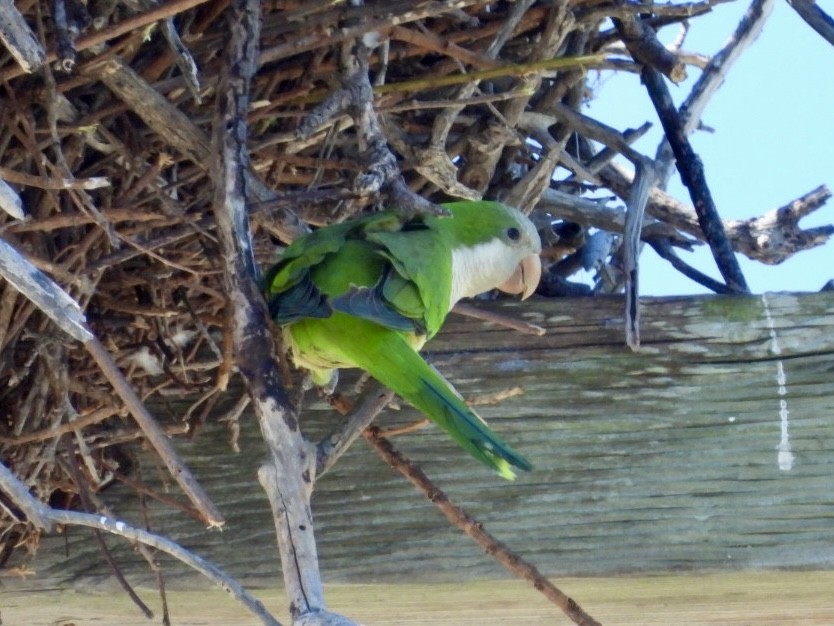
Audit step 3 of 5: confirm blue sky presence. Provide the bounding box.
[585,1,834,296]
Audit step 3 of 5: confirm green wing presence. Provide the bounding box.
[364,215,452,337]
[263,211,449,335]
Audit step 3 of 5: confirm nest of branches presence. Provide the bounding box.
[0,0,832,570]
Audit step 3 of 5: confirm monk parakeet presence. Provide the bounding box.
[263,201,542,479]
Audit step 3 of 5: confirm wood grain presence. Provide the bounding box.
[11,292,834,587]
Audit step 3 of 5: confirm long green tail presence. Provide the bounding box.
[335,326,532,479]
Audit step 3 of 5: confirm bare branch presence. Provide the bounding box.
[0,0,45,72]
[623,160,659,350]
[0,463,281,626]
[317,383,395,477]
[612,9,687,83]
[363,427,603,626]
[210,2,357,623]
[788,0,834,47]
[452,301,546,336]
[630,67,748,292]
[602,164,833,265]
[656,0,776,184]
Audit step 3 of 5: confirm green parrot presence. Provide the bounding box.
[263,201,542,479]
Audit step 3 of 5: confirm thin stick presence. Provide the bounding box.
[623,159,658,350]
[639,66,749,293]
[452,301,545,336]
[85,337,224,527]
[788,0,834,47]
[0,0,214,81]
[61,441,155,620]
[648,238,736,294]
[0,406,118,445]
[317,383,395,476]
[363,427,603,626]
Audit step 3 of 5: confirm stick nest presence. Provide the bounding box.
[0,0,831,568]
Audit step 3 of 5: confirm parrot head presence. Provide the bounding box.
[441,201,542,307]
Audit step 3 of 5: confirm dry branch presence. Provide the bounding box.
[363,426,603,626]
[210,1,356,623]
[788,0,834,47]
[0,461,282,626]
[0,0,45,72]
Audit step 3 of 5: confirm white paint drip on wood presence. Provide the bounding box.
[762,293,794,471]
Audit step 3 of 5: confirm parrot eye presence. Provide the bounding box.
[506,227,521,242]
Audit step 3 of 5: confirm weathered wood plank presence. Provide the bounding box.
[11,292,834,586]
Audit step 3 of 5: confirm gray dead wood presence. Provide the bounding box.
[600,163,833,265]
[655,0,776,185]
[0,0,45,72]
[0,462,281,626]
[210,2,357,624]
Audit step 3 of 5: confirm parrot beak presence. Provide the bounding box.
[497,253,542,300]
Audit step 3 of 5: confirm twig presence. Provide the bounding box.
[648,238,736,294]
[389,25,501,70]
[0,0,45,72]
[612,9,687,83]
[106,465,206,522]
[467,386,525,407]
[787,0,834,47]
[623,159,658,350]
[159,15,202,104]
[579,122,653,176]
[0,463,282,626]
[317,383,395,477]
[62,441,155,620]
[0,165,109,190]
[373,54,605,95]
[135,465,172,626]
[377,418,430,437]
[51,0,78,72]
[639,67,749,293]
[537,105,649,168]
[0,405,118,445]
[84,338,225,526]
[600,163,832,263]
[452,301,546,336]
[363,427,603,626]
[656,0,775,185]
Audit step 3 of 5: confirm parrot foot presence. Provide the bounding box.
[303,369,339,396]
